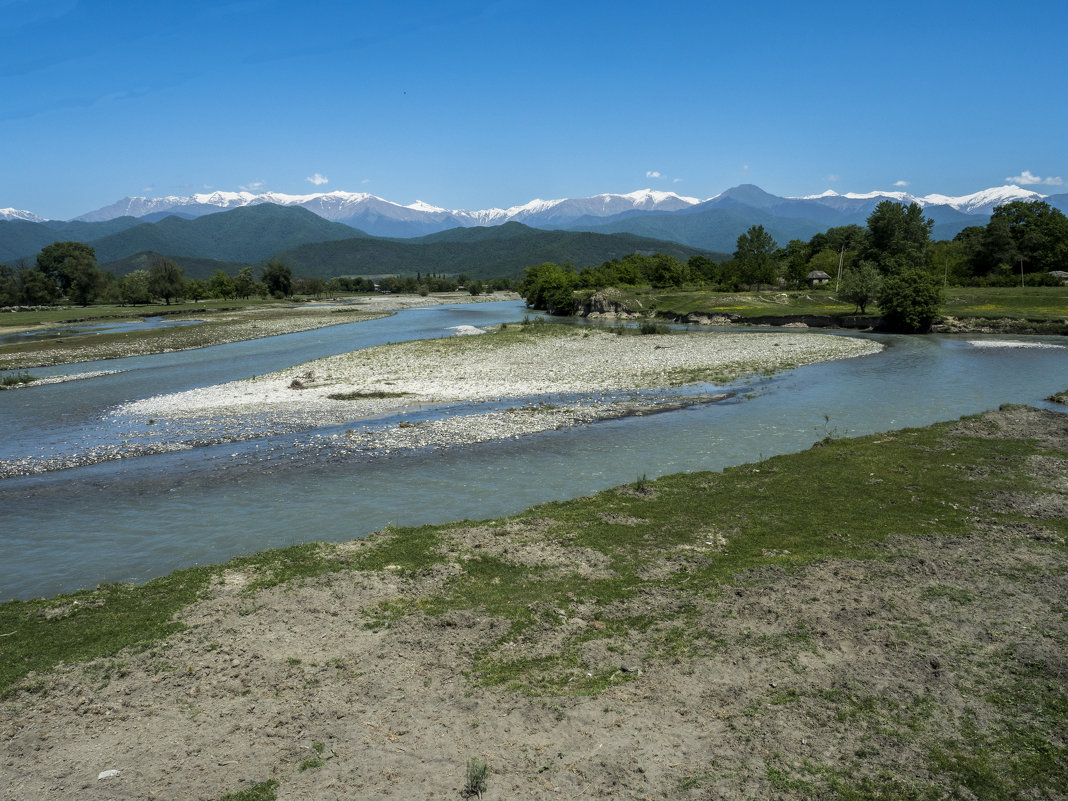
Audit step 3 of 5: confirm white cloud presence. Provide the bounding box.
[361,178,370,184]
[646,170,662,179]
[1006,169,1064,186]
[672,177,683,183]
[239,181,265,192]
[306,172,329,186]
[894,180,909,187]
[827,174,840,183]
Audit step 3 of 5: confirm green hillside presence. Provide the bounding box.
[101,251,251,281]
[90,204,373,264]
[0,217,142,263]
[274,224,720,280]
[575,207,831,252]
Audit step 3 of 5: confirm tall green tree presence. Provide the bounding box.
[987,200,1068,273]
[209,269,235,299]
[862,201,933,274]
[733,224,778,289]
[262,260,293,297]
[233,266,256,299]
[838,260,883,313]
[18,266,59,305]
[36,241,98,295]
[148,256,185,305]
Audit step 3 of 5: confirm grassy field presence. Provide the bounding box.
[584,285,1068,325]
[2,403,1065,799]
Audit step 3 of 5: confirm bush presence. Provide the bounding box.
[876,268,943,333]
[639,320,670,335]
[462,757,488,798]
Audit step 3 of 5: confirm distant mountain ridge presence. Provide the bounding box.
[3,183,1066,270]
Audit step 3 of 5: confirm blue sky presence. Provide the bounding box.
[2,0,1065,220]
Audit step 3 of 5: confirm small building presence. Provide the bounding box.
[806,270,831,287]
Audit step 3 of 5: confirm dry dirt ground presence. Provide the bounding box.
[2,406,1066,800]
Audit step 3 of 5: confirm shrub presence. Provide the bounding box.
[463,757,488,798]
[876,268,943,333]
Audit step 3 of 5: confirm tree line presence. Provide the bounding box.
[1,244,393,307]
[522,198,1068,332]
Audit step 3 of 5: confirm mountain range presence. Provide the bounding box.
[2,184,1066,278]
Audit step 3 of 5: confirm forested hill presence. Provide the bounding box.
[273,222,722,280]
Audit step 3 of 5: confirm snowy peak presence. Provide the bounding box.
[795,184,1046,213]
[51,182,1060,239]
[1,207,47,222]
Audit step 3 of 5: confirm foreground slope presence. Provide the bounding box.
[2,402,1066,800]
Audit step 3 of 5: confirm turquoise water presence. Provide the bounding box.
[1,302,1065,600]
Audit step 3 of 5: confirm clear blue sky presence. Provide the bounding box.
[2,0,1065,220]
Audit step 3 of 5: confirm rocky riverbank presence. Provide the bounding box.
[0,326,882,479]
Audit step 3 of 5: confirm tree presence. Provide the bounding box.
[186,279,208,303]
[733,225,778,289]
[838,260,883,313]
[66,260,105,306]
[118,270,151,305]
[781,239,812,287]
[876,268,943,333]
[862,201,933,274]
[148,256,185,305]
[36,241,98,295]
[986,200,1068,273]
[209,269,236,299]
[262,260,292,298]
[521,262,578,314]
[643,254,689,288]
[233,266,255,299]
[467,279,484,296]
[18,266,59,305]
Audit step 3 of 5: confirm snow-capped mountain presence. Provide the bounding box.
[8,183,1059,241]
[794,185,1045,215]
[0,207,46,223]
[71,189,703,237]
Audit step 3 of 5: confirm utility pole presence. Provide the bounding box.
[835,244,845,292]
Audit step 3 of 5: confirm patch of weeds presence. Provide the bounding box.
[676,772,715,791]
[638,320,670,335]
[0,566,216,696]
[920,585,975,605]
[217,780,279,801]
[0,371,35,388]
[462,756,489,798]
[327,390,410,400]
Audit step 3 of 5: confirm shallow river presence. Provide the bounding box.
[2,300,1066,600]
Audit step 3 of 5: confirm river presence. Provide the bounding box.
[2,299,1066,600]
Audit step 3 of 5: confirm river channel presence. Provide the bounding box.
[2,299,1066,600]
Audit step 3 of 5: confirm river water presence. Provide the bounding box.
[2,300,1066,600]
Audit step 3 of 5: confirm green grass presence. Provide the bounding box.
[326,389,410,400]
[0,298,267,329]
[584,285,1068,324]
[941,286,1068,320]
[0,370,36,388]
[217,780,278,801]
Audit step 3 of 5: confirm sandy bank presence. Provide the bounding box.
[121,327,882,425]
